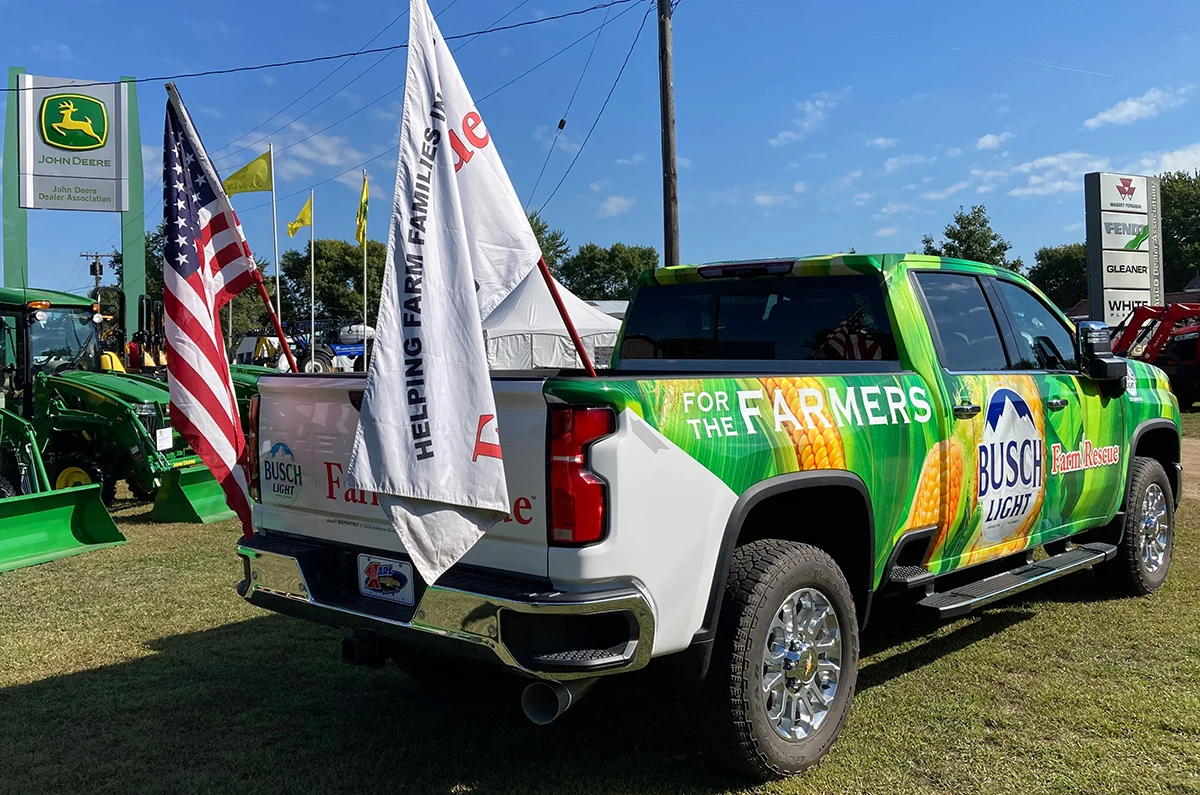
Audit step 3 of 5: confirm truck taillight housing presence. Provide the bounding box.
[549,406,615,545]
[246,394,261,509]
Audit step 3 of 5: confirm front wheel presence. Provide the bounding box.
[1101,456,1174,596]
[711,540,859,780]
[49,452,117,507]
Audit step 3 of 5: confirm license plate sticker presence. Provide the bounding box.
[357,555,416,606]
[155,428,173,451]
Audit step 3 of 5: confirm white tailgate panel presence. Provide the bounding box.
[255,375,549,577]
[548,408,738,656]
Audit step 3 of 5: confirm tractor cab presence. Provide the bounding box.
[1,289,103,413]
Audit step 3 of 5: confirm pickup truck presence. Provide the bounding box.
[238,253,1180,780]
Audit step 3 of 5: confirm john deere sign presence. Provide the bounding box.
[1085,172,1164,326]
[15,74,130,211]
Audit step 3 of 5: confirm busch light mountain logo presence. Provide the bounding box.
[263,441,302,505]
[978,388,1043,543]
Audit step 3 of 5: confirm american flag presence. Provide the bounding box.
[162,87,258,532]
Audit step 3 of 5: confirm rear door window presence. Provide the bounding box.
[619,274,897,362]
[913,272,1009,371]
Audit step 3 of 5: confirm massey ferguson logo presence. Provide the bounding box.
[1116,177,1136,200]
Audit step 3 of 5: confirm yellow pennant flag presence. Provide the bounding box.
[355,172,369,247]
[222,150,272,195]
[288,195,312,237]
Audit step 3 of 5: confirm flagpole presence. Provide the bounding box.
[362,169,369,368]
[227,298,233,360]
[269,143,281,320]
[536,258,596,376]
[309,188,315,367]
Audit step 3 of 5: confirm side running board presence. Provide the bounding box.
[918,543,1117,619]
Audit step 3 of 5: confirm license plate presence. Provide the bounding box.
[357,555,415,606]
[155,428,173,452]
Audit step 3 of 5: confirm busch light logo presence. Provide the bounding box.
[977,388,1043,543]
[262,441,302,505]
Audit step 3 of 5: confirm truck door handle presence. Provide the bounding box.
[952,404,981,420]
[1047,398,1069,411]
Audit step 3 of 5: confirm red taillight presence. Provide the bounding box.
[246,394,261,506]
[549,406,615,545]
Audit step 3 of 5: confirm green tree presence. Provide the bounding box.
[1027,243,1087,312]
[922,204,1023,271]
[554,242,659,300]
[1160,170,1200,292]
[279,238,387,328]
[527,211,569,272]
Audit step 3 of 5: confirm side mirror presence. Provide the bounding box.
[1076,320,1127,382]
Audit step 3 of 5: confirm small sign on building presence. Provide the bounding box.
[16,74,131,212]
[1085,172,1163,325]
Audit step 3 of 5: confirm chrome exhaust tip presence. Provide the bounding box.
[520,677,599,725]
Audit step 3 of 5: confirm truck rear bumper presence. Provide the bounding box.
[236,533,655,680]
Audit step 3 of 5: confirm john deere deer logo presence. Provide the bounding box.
[39,93,108,151]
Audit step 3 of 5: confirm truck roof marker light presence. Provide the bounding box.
[696,261,794,279]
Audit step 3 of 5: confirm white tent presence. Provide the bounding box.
[483,272,622,369]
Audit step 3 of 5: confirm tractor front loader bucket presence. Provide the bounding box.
[150,465,236,524]
[0,484,127,573]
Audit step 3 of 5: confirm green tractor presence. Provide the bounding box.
[1,287,235,524]
[0,403,126,572]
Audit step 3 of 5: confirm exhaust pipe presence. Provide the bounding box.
[521,677,599,725]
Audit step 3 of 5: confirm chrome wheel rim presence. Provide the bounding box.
[1139,483,1170,574]
[761,587,841,742]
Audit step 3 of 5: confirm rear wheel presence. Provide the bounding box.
[127,478,159,503]
[1101,457,1174,596]
[0,476,15,499]
[298,349,335,373]
[49,452,117,507]
[711,540,859,780]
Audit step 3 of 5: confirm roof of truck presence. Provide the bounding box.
[647,253,1012,285]
[0,286,96,309]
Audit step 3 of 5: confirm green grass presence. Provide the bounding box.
[1,497,1199,795]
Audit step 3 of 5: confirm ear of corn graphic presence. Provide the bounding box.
[760,377,845,471]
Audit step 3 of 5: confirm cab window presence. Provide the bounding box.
[912,272,1008,371]
[993,280,1078,372]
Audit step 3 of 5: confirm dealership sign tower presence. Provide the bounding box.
[3,67,145,345]
[1085,171,1163,325]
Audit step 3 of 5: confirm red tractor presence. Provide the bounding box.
[1111,303,1200,409]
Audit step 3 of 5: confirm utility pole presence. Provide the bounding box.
[80,251,111,299]
[657,0,680,268]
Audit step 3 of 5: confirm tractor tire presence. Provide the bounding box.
[127,478,159,503]
[49,452,117,507]
[0,476,15,499]
[709,540,859,781]
[298,349,335,374]
[1099,457,1174,597]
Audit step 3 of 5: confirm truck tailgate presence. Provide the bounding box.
[254,374,551,577]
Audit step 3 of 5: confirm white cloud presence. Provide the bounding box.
[677,156,693,169]
[1134,141,1200,173]
[971,168,1008,180]
[879,201,917,215]
[598,195,635,217]
[997,106,1011,115]
[1009,151,1109,196]
[768,88,851,147]
[793,181,806,193]
[866,137,898,149]
[875,226,899,237]
[977,185,995,194]
[275,158,313,181]
[883,154,933,173]
[31,42,72,61]
[532,126,581,154]
[992,92,1009,99]
[946,147,963,158]
[754,192,792,207]
[616,153,645,165]
[807,152,828,160]
[334,169,384,198]
[589,180,608,192]
[1084,87,1187,129]
[853,192,872,206]
[923,181,969,200]
[832,169,863,189]
[497,46,512,57]
[977,132,1014,150]
[1065,221,1085,232]
[373,101,404,122]
[286,122,366,168]
[141,145,158,183]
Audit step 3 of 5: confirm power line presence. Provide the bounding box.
[1053,0,1200,34]
[705,0,1180,88]
[537,2,655,215]
[525,0,615,209]
[2,0,637,93]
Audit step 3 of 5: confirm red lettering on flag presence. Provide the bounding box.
[472,414,503,461]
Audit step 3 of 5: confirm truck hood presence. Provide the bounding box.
[50,370,170,406]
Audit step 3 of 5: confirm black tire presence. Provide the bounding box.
[48,452,117,507]
[298,349,335,373]
[126,478,159,503]
[0,476,15,499]
[710,540,860,780]
[1100,457,1174,596]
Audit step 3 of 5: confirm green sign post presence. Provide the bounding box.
[3,67,145,344]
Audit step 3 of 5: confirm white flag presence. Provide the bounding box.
[346,0,540,584]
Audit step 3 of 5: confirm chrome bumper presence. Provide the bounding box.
[237,538,655,680]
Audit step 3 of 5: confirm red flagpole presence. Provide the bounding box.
[536,257,596,377]
[251,274,298,372]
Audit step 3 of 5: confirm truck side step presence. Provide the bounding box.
[888,564,936,588]
[918,543,1117,619]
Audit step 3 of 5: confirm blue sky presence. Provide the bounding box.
[3,0,1200,297]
